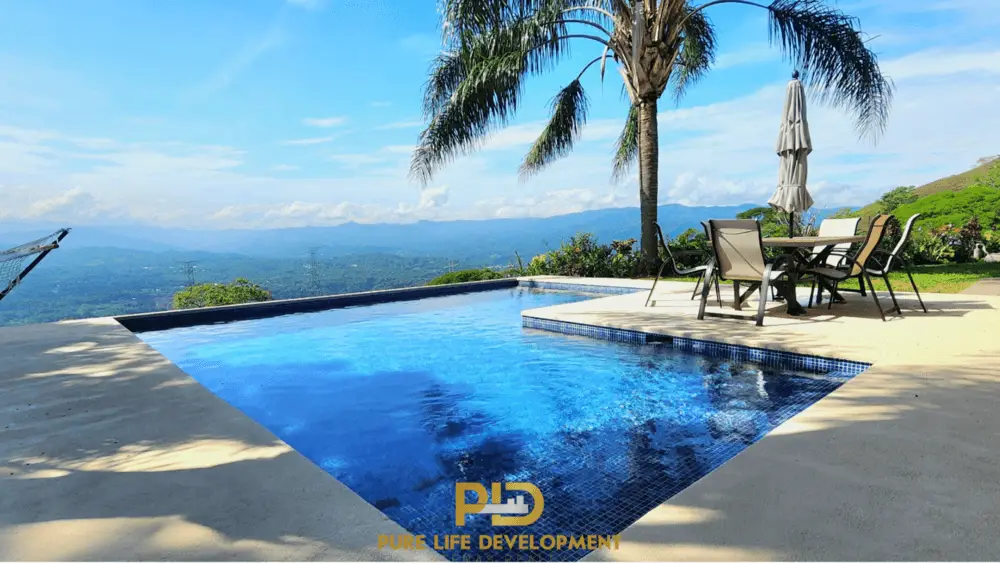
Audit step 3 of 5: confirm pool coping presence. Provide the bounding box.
[114,276,650,333]
[116,278,519,332]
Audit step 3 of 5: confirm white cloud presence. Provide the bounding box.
[328,153,387,168]
[881,47,1000,79]
[479,188,635,219]
[281,135,337,146]
[382,144,415,154]
[417,185,449,209]
[25,188,98,217]
[5,34,1000,229]
[302,116,347,128]
[377,119,424,130]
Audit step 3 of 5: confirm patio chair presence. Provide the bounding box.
[697,219,794,327]
[865,213,927,314]
[646,223,721,307]
[809,216,863,304]
[707,219,784,301]
[803,214,895,321]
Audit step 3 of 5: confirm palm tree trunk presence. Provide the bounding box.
[638,99,659,275]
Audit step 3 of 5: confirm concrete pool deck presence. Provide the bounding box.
[1,276,998,561]
[0,318,443,561]
[520,276,1000,561]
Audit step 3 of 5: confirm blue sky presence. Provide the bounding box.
[1,0,999,229]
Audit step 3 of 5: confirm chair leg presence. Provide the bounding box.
[697,265,715,321]
[646,261,669,307]
[858,276,866,296]
[713,275,722,307]
[883,274,902,316]
[756,275,772,327]
[733,281,741,311]
[827,280,839,310]
[864,273,886,322]
[904,262,928,313]
[690,271,704,301]
[808,280,816,308]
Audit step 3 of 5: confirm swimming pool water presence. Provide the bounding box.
[140,288,855,561]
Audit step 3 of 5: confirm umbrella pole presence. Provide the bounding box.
[789,211,794,238]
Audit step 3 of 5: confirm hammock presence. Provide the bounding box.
[0,228,70,303]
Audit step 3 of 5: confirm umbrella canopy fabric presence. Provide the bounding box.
[768,78,814,215]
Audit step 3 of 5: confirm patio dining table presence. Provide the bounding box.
[761,235,865,316]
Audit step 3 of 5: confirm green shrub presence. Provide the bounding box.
[426,268,505,285]
[172,278,272,309]
[983,231,1000,254]
[524,233,639,278]
[905,227,956,265]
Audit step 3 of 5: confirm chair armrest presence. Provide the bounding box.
[867,250,903,273]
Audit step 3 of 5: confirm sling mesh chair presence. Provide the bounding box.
[803,214,896,321]
[864,213,927,314]
[646,223,721,307]
[697,219,794,327]
[706,220,784,301]
[808,217,863,304]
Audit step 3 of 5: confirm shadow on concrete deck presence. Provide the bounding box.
[0,319,439,561]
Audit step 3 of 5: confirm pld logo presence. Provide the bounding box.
[455,482,544,526]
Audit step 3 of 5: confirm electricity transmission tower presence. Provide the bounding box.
[306,247,322,296]
[179,261,198,287]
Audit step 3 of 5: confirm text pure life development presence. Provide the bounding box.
[377,533,621,552]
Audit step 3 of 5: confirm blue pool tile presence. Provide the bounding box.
[139,289,867,562]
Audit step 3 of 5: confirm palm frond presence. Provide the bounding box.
[611,104,638,182]
[413,0,629,185]
[765,0,893,141]
[519,80,590,178]
[669,4,716,102]
[423,6,568,120]
[414,6,574,184]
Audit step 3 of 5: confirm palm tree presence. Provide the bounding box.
[410,0,893,272]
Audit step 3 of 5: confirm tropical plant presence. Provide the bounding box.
[525,232,639,277]
[904,228,955,265]
[410,0,893,272]
[172,278,272,309]
[661,227,709,269]
[426,268,507,285]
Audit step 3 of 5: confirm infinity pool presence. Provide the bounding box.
[140,288,856,561]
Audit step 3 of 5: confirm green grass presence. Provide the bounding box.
[844,160,998,221]
[649,262,1000,294]
[913,160,997,197]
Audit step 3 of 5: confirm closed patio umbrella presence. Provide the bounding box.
[768,70,814,238]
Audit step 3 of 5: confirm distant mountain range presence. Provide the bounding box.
[1,202,836,264]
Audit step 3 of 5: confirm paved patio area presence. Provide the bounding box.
[0,318,441,561]
[521,276,1000,561]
